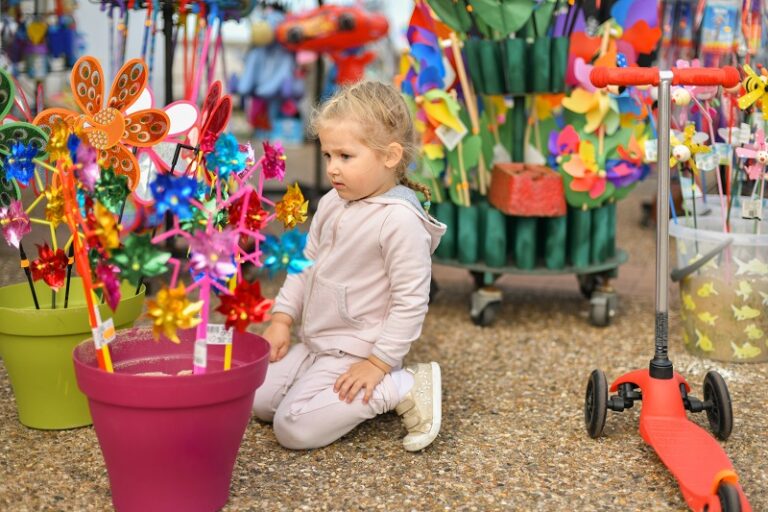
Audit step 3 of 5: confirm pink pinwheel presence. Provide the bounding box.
[735,128,768,180]
[188,228,238,280]
[562,140,607,199]
[674,59,718,102]
[0,200,31,248]
[95,262,122,311]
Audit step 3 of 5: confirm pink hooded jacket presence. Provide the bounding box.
[272,186,446,368]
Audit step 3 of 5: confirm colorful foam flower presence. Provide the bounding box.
[261,229,314,277]
[562,88,619,135]
[33,56,170,190]
[110,233,171,286]
[228,191,268,232]
[188,228,238,280]
[0,200,31,248]
[146,283,203,343]
[215,280,273,332]
[30,243,68,291]
[562,140,607,199]
[95,262,121,311]
[150,174,198,221]
[3,141,38,185]
[94,167,130,214]
[275,183,308,229]
[44,185,66,228]
[205,133,246,179]
[548,125,580,167]
[606,161,646,189]
[262,140,286,181]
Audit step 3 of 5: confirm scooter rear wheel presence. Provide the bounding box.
[703,371,733,441]
[584,369,608,438]
[716,482,742,512]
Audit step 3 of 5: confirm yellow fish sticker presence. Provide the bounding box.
[697,282,718,297]
[695,329,714,352]
[735,280,753,301]
[744,324,765,340]
[683,292,696,311]
[734,256,768,276]
[732,304,761,321]
[697,312,718,326]
[731,341,762,359]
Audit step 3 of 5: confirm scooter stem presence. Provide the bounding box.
[651,70,674,379]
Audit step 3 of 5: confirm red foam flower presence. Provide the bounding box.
[30,243,68,291]
[215,280,273,332]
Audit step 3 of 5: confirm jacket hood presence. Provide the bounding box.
[362,185,447,253]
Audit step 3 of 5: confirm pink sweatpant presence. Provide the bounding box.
[252,343,400,450]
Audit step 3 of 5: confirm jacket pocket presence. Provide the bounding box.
[305,276,366,336]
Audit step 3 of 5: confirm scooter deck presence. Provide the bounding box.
[641,416,750,511]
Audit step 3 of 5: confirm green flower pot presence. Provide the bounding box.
[0,278,145,429]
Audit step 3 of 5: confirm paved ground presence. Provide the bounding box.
[1,149,766,511]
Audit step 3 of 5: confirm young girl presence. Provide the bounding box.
[252,81,446,452]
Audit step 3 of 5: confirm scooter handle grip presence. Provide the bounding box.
[590,66,740,88]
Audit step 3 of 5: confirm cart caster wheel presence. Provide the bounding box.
[589,292,616,327]
[716,482,742,512]
[471,302,499,327]
[429,278,438,304]
[584,369,608,438]
[704,371,733,441]
[578,274,598,299]
[471,271,500,289]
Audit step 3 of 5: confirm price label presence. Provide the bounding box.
[206,323,233,345]
[713,143,733,165]
[193,339,207,370]
[741,198,763,220]
[695,152,718,172]
[644,139,658,162]
[92,318,116,349]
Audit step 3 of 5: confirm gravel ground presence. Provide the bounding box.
[1,180,767,511]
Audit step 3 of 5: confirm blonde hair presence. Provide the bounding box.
[309,81,432,209]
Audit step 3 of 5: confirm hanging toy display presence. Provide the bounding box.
[275,4,389,85]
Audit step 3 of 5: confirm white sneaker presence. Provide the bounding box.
[395,362,442,452]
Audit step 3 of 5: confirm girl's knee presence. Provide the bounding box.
[252,396,275,423]
[273,411,328,450]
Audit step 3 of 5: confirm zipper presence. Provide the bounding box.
[301,201,351,328]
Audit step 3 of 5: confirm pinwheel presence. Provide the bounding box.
[737,64,768,117]
[735,128,768,180]
[562,140,607,200]
[33,56,170,190]
[670,124,711,175]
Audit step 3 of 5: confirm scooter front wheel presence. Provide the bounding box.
[703,371,733,441]
[584,369,608,438]
[716,481,742,512]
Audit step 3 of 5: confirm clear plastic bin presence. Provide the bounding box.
[670,214,768,362]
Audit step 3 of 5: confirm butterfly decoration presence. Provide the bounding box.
[183,80,232,179]
[124,88,200,204]
[737,64,768,117]
[670,124,711,175]
[735,128,768,180]
[0,67,49,206]
[33,56,170,190]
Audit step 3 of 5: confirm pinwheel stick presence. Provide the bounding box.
[64,243,75,308]
[18,243,40,310]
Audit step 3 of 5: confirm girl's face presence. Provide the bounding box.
[319,119,401,202]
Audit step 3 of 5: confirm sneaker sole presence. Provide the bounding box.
[403,362,442,452]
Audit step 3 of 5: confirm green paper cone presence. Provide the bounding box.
[483,206,507,267]
[545,215,567,269]
[528,37,552,93]
[464,38,486,95]
[550,36,570,93]
[477,39,505,95]
[591,203,611,264]
[568,206,592,268]
[458,204,480,264]
[514,217,538,269]
[504,38,527,95]
[434,197,457,260]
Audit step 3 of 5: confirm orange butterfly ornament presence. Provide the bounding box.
[34,56,170,190]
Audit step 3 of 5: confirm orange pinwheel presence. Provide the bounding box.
[34,56,170,190]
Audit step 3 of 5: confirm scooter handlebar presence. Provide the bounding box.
[590,66,740,88]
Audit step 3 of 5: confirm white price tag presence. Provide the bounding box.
[193,339,207,369]
[739,123,752,145]
[644,139,658,162]
[695,152,718,172]
[741,198,764,220]
[91,318,116,349]
[713,143,733,165]
[206,323,233,345]
[435,121,467,151]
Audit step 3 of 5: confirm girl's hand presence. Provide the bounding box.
[334,360,386,404]
[263,313,292,362]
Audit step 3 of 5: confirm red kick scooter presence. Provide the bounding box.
[584,66,751,512]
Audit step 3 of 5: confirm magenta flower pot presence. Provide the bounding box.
[73,327,270,512]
